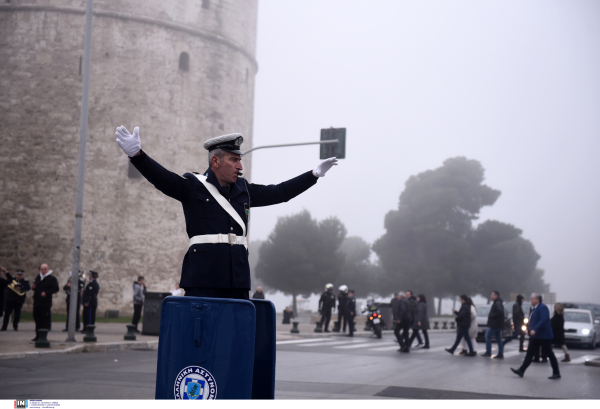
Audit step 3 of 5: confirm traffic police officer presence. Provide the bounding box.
[1,269,31,331]
[336,284,348,333]
[81,271,100,332]
[318,283,336,332]
[345,289,356,337]
[116,126,338,299]
[63,271,85,332]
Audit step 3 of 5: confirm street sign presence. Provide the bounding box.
[320,128,346,159]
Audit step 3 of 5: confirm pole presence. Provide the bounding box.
[67,0,94,343]
[243,139,338,155]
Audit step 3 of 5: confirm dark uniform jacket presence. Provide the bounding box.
[6,273,31,304]
[63,278,84,301]
[131,150,318,290]
[393,297,410,323]
[486,297,505,329]
[82,279,100,307]
[345,296,356,317]
[454,303,472,328]
[33,274,59,307]
[338,292,348,313]
[319,291,336,311]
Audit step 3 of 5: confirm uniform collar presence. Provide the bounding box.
[204,169,244,199]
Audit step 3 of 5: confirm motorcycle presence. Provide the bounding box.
[364,300,383,338]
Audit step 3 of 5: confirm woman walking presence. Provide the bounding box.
[551,302,570,362]
[445,295,476,356]
[409,294,430,348]
[459,296,478,354]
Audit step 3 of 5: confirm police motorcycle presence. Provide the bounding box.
[363,299,383,339]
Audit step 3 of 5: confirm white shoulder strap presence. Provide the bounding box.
[193,174,246,237]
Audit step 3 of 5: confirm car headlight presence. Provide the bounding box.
[582,329,590,335]
[521,325,527,332]
[523,318,529,324]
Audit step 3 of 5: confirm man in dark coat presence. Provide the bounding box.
[0,266,8,318]
[393,292,411,352]
[318,284,336,332]
[345,290,356,337]
[2,269,31,331]
[81,271,100,333]
[407,290,423,346]
[503,294,526,352]
[116,126,338,300]
[511,293,561,379]
[482,290,505,358]
[251,286,265,299]
[337,285,348,332]
[63,271,84,332]
[31,263,60,342]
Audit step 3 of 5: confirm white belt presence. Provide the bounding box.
[189,234,248,247]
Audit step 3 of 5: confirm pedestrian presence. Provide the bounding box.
[551,303,570,362]
[393,292,411,352]
[62,271,84,332]
[318,283,336,332]
[116,127,338,300]
[282,306,294,324]
[132,276,147,333]
[171,282,183,297]
[337,285,348,333]
[2,269,31,331]
[251,286,265,299]
[481,290,505,359]
[408,294,430,349]
[81,271,100,333]
[31,263,60,342]
[459,296,477,354]
[345,289,356,337]
[407,290,424,347]
[445,295,476,356]
[502,294,526,352]
[511,293,561,380]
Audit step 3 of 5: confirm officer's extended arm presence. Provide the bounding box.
[116,126,191,202]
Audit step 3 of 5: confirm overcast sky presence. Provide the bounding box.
[247,0,600,304]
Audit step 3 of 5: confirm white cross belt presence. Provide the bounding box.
[189,233,248,248]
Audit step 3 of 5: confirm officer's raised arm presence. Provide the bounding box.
[248,157,338,208]
[115,126,191,202]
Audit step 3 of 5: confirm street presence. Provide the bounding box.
[1,332,599,399]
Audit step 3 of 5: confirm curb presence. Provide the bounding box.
[0,340,159,360]
[276,329,456,338]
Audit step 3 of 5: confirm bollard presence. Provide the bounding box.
[442,321,448,330]
[124,324,137,341]
[83,325,97,342]
[35,329,50,348]
[314,321,323,333]
[291,322,300,334]
[450,321,456,330]
[433,321,439,330]
[332,321,340,332]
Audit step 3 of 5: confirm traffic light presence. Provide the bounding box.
[320,128,346,159]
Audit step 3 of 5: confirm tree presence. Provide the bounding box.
[373,157,501,314]
[337,236,386,298]
[256,210,346,315]
[470,220,547,300]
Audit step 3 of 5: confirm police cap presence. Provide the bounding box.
[203,133,244,155]
[90,270,99,278]
[15,269,24,275]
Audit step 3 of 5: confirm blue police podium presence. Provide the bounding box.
[155,296,276,400]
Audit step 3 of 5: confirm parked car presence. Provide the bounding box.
[563,308,600,349]
[475,304,512,342]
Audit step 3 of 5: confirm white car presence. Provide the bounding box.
[563,308,600,349]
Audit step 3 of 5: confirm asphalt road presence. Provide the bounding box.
[1,332,599,399]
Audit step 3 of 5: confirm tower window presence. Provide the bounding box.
[179,52,189,72]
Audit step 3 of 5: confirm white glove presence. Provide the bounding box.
[115,125,141,157]
[313,157,338,177]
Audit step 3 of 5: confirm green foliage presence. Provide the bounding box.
[373,157,548,302]
[255,210,347,300]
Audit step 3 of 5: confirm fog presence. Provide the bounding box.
[248,0,600,307]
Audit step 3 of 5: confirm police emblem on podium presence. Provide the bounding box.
[174,366,217,400]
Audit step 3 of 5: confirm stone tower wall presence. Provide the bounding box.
[0,0,258,315]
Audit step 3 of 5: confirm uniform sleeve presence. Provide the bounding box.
[130,150,192,202]
[247,171,318,208]
[21,279,31,292]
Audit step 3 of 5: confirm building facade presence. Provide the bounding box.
[0,0,258,314]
